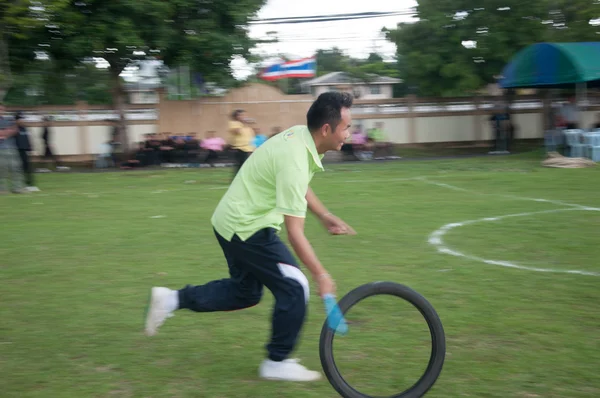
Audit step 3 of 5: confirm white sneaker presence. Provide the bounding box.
[26,186,40,192]
[259,358,322,382]
[144,287,177,336]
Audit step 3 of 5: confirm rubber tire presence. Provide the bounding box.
[319,281,446,398]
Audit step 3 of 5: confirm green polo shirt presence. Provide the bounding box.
[211,125,324,242]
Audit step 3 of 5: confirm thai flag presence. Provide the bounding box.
[260,56,316,81]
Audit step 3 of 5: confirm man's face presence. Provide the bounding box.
[328,107,352,151]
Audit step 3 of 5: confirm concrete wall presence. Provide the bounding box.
[26,124,157,157]
[157,83,313,137]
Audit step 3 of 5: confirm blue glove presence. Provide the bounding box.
[323,293,348,335]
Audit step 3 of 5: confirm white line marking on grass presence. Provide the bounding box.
[419,178,600,277]
[417,178,600,211]
[428,208,600,277]
[150,215,166,219]
[13,185,230,198]
[414,178,471,192]
[342,176,421,183]
[339,173,482,184]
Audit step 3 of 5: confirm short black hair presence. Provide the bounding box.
[231,109,245,120]
[306,91,353,133]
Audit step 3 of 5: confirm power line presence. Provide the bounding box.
[249,13,413,25]
[262,36,389,42]
[251,10,413,22]
[249,10,415,25]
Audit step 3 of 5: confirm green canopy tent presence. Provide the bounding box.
[496,43,600,154]
[499,42,600,89]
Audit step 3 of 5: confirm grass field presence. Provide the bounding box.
[2,151,600,398]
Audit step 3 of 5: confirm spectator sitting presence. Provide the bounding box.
[351,129,373,160]
[144,133,162,165]
[340,127,371,161]
[367,122,397,159]
[159,133,175,163]
[185,133,201,163]
[200,131,226,167]
[120,142,149,169]
[172,135,188,163]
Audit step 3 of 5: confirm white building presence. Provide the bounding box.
[301,71,402,100]
[124,82,161,104]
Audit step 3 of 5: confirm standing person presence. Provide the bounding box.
[560,95,579,130]
[0,103,26,194]
[228,109,255,177]
[145,92,356,382]
[41,116,68,171]
[14,112,39,192]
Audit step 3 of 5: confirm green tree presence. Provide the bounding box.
[0,0,68,100]
[314,47,354,76]
[543,0,600,42]
[22,0,266,149]
[384,0,576,96]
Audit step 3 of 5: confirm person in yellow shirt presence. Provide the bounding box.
[228,109,255,177]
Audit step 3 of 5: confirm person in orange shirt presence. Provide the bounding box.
[228,109,255,178]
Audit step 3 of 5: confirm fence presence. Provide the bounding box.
[6,83,600,162]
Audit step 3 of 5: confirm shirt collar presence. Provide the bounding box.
[300,127,324,171]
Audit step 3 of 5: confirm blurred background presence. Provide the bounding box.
[3,0,600,170]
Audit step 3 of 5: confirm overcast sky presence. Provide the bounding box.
[230,0,418,79]
[122,0,418,82]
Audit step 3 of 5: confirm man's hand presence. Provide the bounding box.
[313,272,336,297]
[321,213,356,236]
[306,187,356,236]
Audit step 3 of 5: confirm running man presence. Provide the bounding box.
[145,92,356,382]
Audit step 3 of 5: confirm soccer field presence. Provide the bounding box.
[2,153,600,398]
